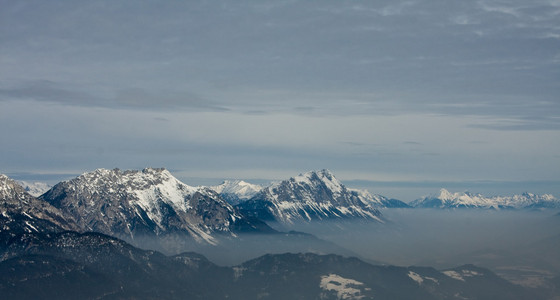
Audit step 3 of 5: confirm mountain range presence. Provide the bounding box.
[39,168,271,245]
[3,169,558,245]
[1,168,559,299]
[411,188,559,210]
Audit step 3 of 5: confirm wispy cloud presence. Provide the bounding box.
[477,1,522,17]
[468,117,560,131]
[0,80,230,112]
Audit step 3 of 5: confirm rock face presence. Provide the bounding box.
[238,170,384,224]
[411,188,560,209]
[40,168,269,245]
[0,174,78,241]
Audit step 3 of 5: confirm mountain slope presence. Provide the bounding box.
[40,168,270,245]
[0,231,231,299]
[349,188,411,208]
[0,232,539,300]
[233,253,533,300]
[0,174,78,240]
[411,189,560,209]
[238,170,384,224]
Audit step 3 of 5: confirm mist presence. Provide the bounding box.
[267,209,560,287]
[122,208,560,289]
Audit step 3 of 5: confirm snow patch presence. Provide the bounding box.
[408,271,424,284]
[25,221,38,232]
[443,271,465,281]
[408,271,439,285]
[320,274,367,299]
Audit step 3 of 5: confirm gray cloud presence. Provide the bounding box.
[1,0,558,122]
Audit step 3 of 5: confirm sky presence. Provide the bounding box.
[1,0,559,201]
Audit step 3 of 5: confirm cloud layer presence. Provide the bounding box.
[1,0,559,199]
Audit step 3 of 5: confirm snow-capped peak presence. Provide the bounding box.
[0,174,25,200]
[211,180,262,200]
[291,169,344,195]
[433,188,454,201]
[64,167,205,212]
[239,169,384,224]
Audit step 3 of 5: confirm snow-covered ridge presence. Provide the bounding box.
[74,167,198,195]
[65,168,207,213]
[411,188,559,209]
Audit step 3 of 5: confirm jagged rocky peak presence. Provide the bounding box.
[239,169,384,224]
[73,167,187,191]
[0,174,27,201]
[0,174,78,234]
[290,169,344,195]
[40,167,269,245]
[268,169,348,204]
[1,174,54,211]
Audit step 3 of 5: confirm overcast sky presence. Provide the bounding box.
[1,0,559,200]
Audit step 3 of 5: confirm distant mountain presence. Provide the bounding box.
[210,180,263,205]
[18,181,52,197]
[410,188,560,209]
[0,232,538,300]
[39,168,272,245]
[238,170,384,224]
